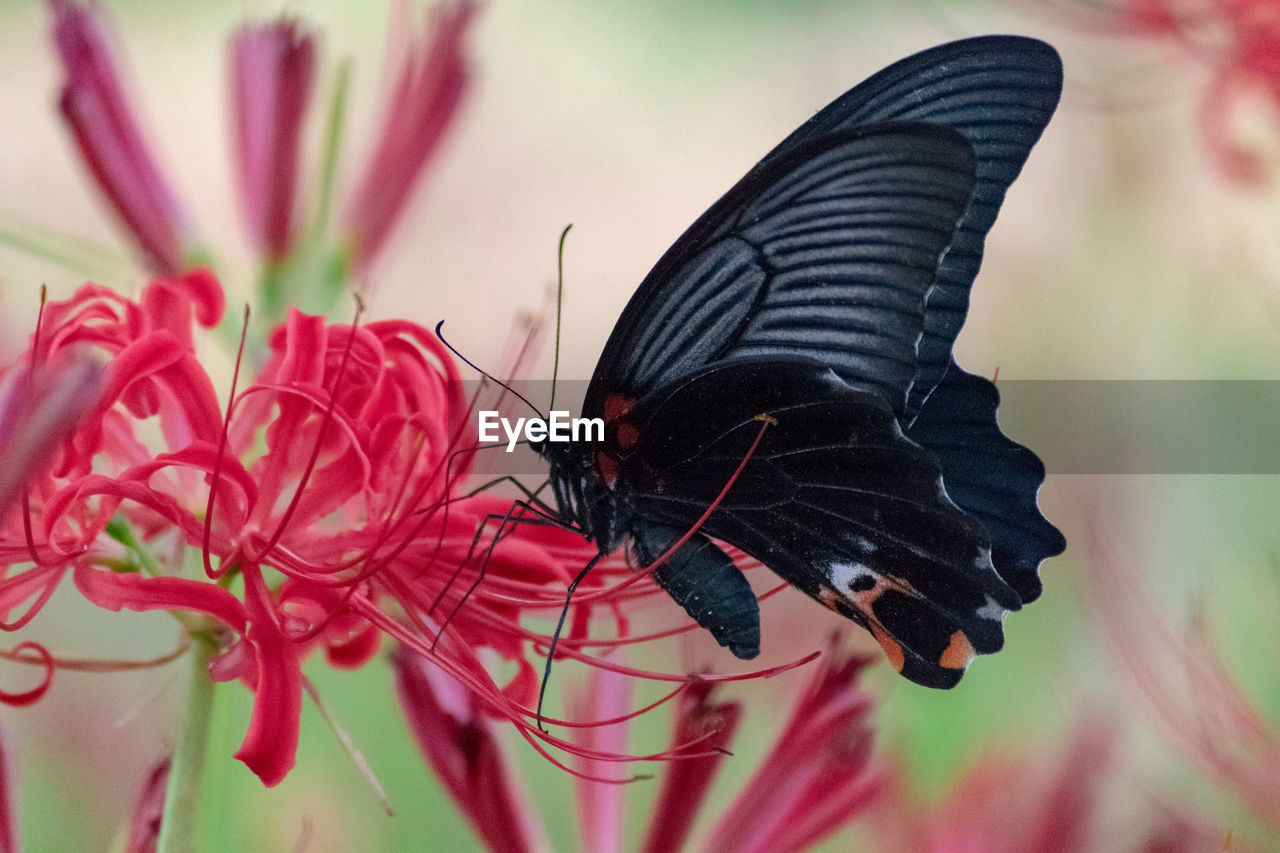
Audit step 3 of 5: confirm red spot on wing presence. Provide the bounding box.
[595,450,619,487]
[616,421,640,450]
[603,393,634,423]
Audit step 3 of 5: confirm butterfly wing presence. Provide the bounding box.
[904,360,1066,602]
[568,37,1065,685]
[585,121,979,420]
[762,35,1064,420]
[614,358,1019,688]
[585,35,1062,422]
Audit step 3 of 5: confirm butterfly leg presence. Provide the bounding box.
[537,550,604,730]
[430,499,570,647]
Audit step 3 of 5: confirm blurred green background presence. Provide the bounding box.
[3,0,1280,850]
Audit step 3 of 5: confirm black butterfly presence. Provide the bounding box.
[536,35,1066,689]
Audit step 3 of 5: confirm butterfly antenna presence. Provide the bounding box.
[434,320,546,420]
[548,223,572,414]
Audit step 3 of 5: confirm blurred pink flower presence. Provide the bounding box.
[393,648,547,853]
[123,759,167,853]
[537,645,883,852]
[0,727,15,853]
[639,680,741,853]
[702,649,883,853]
[0,344,103,525]
[569,659,633,853]
[51,0,473,287]
[867,715,1229,853]
[882,721,1115,853]
[230,19,316,262]
[1090,528,1280,837]
[50,0,193,275]
[1093,0,1280,182]
[342,0,473,273]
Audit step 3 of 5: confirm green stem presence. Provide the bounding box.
[156,632,218,853]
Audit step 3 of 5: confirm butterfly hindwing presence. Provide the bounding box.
[904,360,1067,602]
[609,358,1021,688]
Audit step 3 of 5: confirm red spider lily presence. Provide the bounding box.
[701,649,884,853]
[50,0,193,275]
[1091,0,1280,182]
[640,681,741,853]
[393,648,547,853]
[342,0,474,274]
[230,19,316,262]
[1090,528,1280,837]
[0,268,671,785]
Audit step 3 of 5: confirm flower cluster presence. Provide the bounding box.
[1088,0,1280,182]
[0,266,602,785]
[396,639,885,853]
[8,0,658,802]
[50,0,474,310]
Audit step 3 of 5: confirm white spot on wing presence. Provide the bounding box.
[975,595,1007,623]
[828,562,874,593]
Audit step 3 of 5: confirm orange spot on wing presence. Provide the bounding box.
[939,630,975,670]
[869,626,905,673]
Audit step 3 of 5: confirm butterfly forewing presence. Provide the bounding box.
[586,123,978,417]
[760,36,1064,420]
[586,36,1062,423]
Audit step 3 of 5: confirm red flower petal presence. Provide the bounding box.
[73,564,246,631]
[233,565,301,787]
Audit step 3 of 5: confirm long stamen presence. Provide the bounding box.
[0,636,189,672]
[203,303,252,579]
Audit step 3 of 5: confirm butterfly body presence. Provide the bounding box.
[537,36,1066,688]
